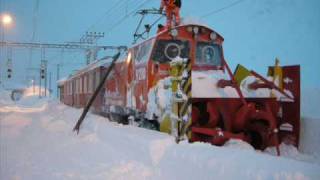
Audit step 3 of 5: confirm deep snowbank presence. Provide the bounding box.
[301,88,320,119]
[300,88,320,161]
[1,88,320,179]
[0,86,50,113]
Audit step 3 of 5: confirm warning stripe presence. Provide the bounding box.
[179,59,192,117]
[175,59,193,141]
[180,98,191,117]
[182,61,192,90]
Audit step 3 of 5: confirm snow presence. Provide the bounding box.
[1,87,320,179]
[300,88,320,162]
[180,17,210,28]
[300,117,320,162]
[223,139,255,152]
[192,70,239,98]
[0,86,49,113]
[301,88,320,119]
[57,77,68,86]
[146,77,172,121]
[69,58,111,79]
[265,143,318,165]
[240,76,271,97]
[192,71,295,100]
[169,56,188,65]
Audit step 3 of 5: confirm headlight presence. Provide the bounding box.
[210,32,217,41]
[187,26,193,33]
[164,43,181,60]
[126,52,132,64]
[193,26,199,35]
[170,29,178,37]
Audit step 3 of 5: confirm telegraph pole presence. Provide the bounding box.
[44,62,47,97]
[49,72,52,97]
[39,67,41,98]
[56,63,60,98]
[0,17,5,85]
[39,59,46,98]
[79,31,105,44]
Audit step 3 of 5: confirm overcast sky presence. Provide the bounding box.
[1,0,320,91]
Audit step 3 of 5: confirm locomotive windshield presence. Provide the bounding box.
[152,40,190,63]
[196,42,222,66]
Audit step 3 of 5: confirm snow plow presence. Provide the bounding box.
[190,62,300,154]
[60,12,300,154]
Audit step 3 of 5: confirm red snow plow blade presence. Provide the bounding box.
[270,65,301,146]
[190,65,300,152]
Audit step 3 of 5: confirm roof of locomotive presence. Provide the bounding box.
[63,23,224,82]
[130,22,224,49]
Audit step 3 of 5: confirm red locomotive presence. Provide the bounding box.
[58,21,300,154]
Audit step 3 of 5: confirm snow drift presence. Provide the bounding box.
[0,87,320,180]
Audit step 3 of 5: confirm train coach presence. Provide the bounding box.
[58,22,300,154]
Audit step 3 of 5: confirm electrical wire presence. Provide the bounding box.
[201,0,246,18]
[133,15,164,44]
[77,0,139,43]
[106,0,152,33]
[84,0,128,32]
[31,0,40,41]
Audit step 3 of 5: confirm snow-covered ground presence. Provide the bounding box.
[1,87,320,180]
[300,88,320,162]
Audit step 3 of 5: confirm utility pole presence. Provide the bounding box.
[0,20,5,85]
[39,67,41,98]
[6,47,13,80]
[39,59,46,98]
[44,62,47,97]
[32,77,35,95]
[79,31,105,45]
[49,72,52,97]
[56,63,60,98]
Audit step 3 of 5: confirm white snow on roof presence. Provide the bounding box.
[68,53,128,80]
[180,16,210,28]
[131,19,218,47]
[72,59,110,77]
[57,77,68,86]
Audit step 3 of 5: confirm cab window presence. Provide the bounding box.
[196,42,222,66]
[152,40,190,63]
[133,39,154,63]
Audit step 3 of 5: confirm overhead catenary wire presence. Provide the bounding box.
[201,0,246,18]
[133,14,164,44]
[106,0,153,34]
[81,0,145,35]
[76,0,145,44]
[31,0,40,42]
[84,0,128,33]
